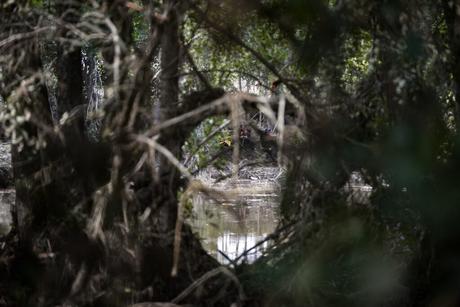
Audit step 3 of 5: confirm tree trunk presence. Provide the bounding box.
[0,3,54,238]
[157,0,181,232]
[138,2,227,303]
[11,51,54,241]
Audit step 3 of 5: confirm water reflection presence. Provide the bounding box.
[190,173,280,265]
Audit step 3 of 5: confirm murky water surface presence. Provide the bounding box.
[190,167,281,264]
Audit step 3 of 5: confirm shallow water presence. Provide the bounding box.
[190,167,281,264]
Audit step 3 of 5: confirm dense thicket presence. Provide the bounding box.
[1,0,460,306]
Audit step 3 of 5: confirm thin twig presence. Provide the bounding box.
[233,220,297,264]
[171,266,246,304]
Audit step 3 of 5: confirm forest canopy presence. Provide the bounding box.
[1,0,460,306]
